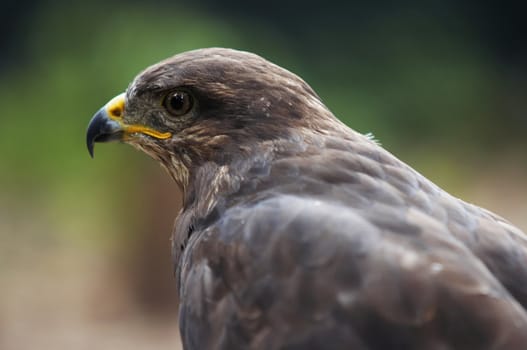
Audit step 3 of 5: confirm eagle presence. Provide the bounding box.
[86,48,527,349]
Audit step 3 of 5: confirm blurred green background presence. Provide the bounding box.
[1,1,526,349]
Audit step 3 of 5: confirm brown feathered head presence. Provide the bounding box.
[86,48,340,188]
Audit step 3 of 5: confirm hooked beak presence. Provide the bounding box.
[86,93,171,158]
[86,93,126,158]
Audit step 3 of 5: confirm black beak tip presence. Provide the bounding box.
[86,116,99,158]
[87,138,95,158]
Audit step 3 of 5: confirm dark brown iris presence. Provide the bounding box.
[164,90,193,116]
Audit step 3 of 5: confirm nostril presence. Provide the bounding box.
[109,107,123,118]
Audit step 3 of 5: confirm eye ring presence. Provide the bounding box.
[163,90,193,116]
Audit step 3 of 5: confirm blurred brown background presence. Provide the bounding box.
[1,0,526,349]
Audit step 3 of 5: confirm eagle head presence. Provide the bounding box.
[86,48,336,188]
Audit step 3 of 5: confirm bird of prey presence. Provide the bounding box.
[86,48,527,350]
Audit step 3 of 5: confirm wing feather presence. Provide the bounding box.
[178,193,527,350]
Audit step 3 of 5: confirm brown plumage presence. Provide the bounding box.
[86,48,527,350]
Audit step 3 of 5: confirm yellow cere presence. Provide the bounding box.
[105,93,172,140]
[105,93,126,120]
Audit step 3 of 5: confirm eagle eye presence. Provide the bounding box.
[164,90,193,116]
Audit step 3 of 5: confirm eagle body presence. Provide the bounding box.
[87,48,527,350]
